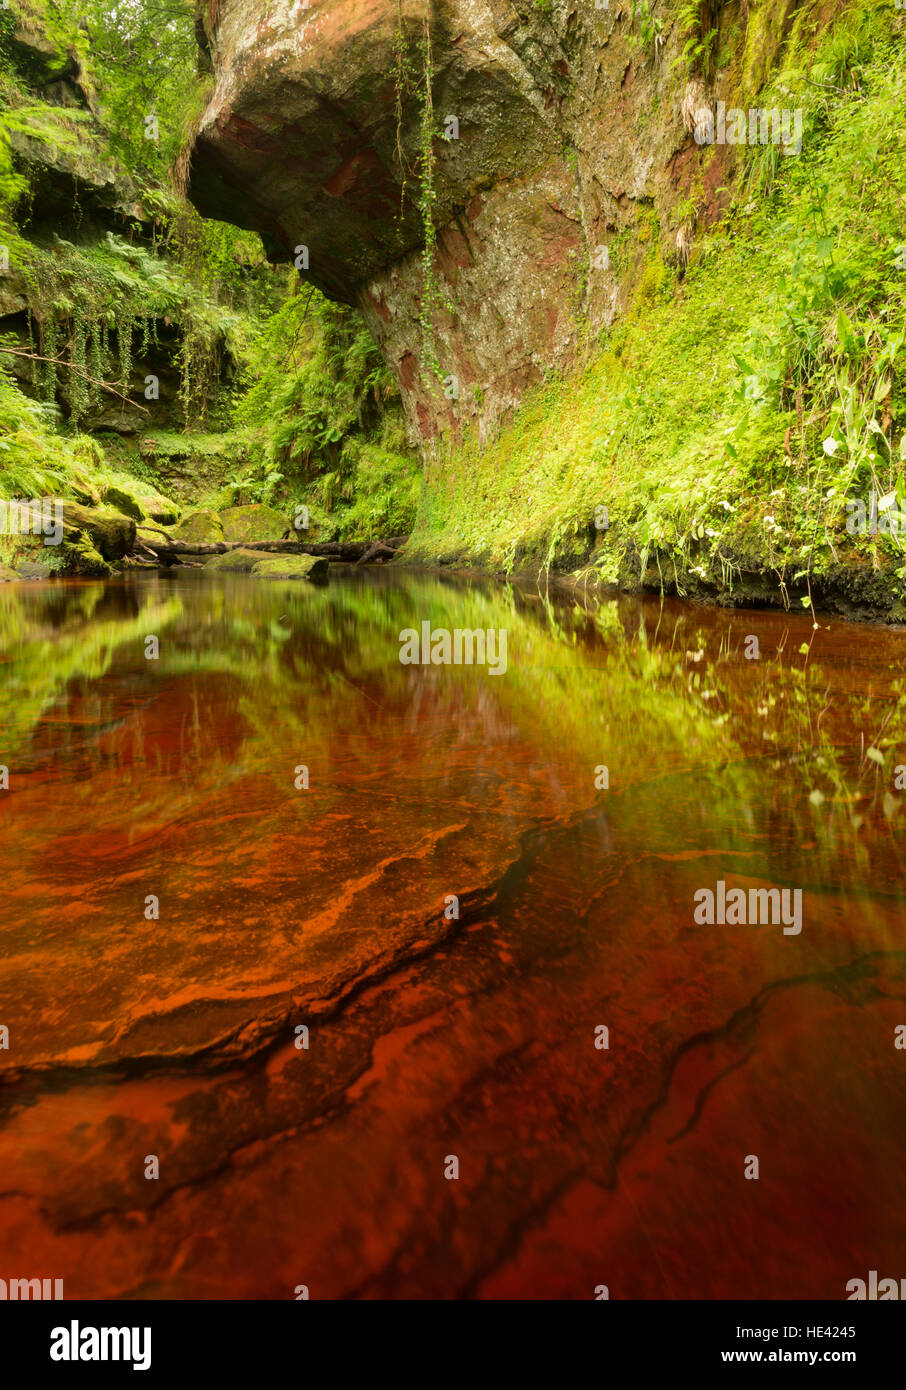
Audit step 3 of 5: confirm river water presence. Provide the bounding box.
[0,567,904,1298]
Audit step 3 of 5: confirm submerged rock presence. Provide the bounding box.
[220,505,287,543]
[171,509,225,545]
[251,554,329,583]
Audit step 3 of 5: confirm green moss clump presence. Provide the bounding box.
[204,549,261,572]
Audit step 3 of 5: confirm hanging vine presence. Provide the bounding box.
[391,1,454,385]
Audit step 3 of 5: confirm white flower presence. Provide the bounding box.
[822,437,840,456]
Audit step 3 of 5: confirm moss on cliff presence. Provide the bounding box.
[408,0,906,616]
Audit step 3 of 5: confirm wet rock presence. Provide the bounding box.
[220,505,287,544]
[251,554,329,583]
[0,563,22,582]
[188,1,692,443]
[0,275,28,318]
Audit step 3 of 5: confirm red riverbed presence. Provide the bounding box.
[0,569,904,1298]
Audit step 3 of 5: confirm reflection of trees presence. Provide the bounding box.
[2,571,904,892]
[0,585,183,763]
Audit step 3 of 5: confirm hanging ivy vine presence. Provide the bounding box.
[391,1,455,385]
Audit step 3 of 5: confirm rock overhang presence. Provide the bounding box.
[188,0,561,303]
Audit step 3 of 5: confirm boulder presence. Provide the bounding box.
[220,505,287,544]
[171,509,225,545]
[204,549,262,573]
[61,501,136,561]
[69,471,103,506]
[61,539,112,577]
[103,481,180,525]
[187,1,706,445]
[251,555,329,584]
[0,563,22,582]
[137,523,173,546]
[16,560,54,580]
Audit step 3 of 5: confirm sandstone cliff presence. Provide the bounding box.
[189,0,760,447]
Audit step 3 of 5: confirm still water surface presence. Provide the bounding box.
[0,567,904,1298]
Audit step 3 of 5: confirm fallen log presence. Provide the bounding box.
[138,536,409,562]
[355,542,397,566]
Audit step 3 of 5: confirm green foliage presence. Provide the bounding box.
[412,2,906,596]
[58,0,202,177]
[0,363,77,498]
[391,4,454,382]
[672,0,719,79]
[10,230,245,426]
[629,1,665,60]
[231,284,420,536]
[0,1,272,433]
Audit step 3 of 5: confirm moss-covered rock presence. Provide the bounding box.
[204,549,262,573]
[171,510,225,545]
[61,538,112,577]
[137,523,173,547]
[61,501,136,561]
[103,481,179,525]
[16,559,54,580]
[0,563,22,582]
[69,471,103,506]
[220,505,287,543]
[251,555,329,584]
[138,433,249,507]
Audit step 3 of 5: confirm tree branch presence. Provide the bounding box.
[0,347,150,413]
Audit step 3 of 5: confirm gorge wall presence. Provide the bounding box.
[189,0,776,450]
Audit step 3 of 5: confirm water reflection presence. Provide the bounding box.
[0,569,903,1298]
